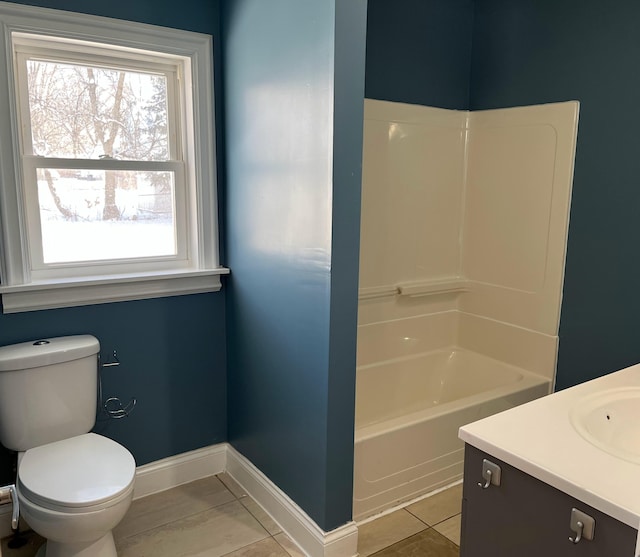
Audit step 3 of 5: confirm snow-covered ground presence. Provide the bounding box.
[37,175,175,263]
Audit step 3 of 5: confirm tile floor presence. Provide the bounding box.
[0,476,461,556]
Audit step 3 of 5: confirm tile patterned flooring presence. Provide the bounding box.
[0,476,461,556]
[357,484,462,557]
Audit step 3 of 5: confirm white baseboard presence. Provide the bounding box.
[226,445,358,557]
[1,442,359,557]
[133,444,227,500]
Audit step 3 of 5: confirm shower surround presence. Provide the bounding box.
[354,99,579,520]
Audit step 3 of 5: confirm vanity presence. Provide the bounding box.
[459,363,640,556]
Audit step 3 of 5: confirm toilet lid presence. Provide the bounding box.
[18,433,135,509]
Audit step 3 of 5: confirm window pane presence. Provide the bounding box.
[36,168,176,264]
[27,60,169,161]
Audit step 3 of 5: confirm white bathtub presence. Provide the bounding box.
[353,346,550,521]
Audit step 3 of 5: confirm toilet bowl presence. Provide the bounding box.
[18,433,135,557]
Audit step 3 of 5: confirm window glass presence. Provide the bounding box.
[35,168,176,264]
[26,60,170,161]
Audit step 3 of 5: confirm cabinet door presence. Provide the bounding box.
[460,444,637,557]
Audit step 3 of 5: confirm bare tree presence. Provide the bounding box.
[85,67,126,220]
[26,60,169,221]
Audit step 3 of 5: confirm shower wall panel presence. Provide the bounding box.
[359,99,578,345]
[359,101,467,295]
[462,102,579,335]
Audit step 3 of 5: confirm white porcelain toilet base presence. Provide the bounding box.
[35,531,117,557]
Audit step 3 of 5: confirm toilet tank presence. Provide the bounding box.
[0,335,100,452]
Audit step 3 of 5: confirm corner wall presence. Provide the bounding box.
[471,0,640,389]
[365,0,474,110]
[223,0,366,532]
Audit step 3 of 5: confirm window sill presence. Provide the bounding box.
[0,267,230,313]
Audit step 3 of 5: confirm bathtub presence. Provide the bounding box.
[353,345,550,521]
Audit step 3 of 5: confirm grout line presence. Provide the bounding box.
[359,518,429,557]
[273,532,303,557]
[405,506,461,529]
[432,511,462,527]
[365,527,436,557]
[272,538,292,557]
[217,472,248,500]
[356,479,462,526]
[404,506,432,527]
[216,472,283,538]
[116,500,239,543]
[114,486,239,543]
[217,535,279,557]
[238,498,282,536]
[432,514,462,547]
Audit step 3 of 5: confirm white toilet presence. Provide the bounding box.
[0,335,136,557]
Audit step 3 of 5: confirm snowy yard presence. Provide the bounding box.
[37,174,176,263]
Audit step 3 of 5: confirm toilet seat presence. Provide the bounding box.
[18,433,135,512]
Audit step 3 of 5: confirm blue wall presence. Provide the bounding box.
[470,0,640,389]
[223,0,366,531]
[0,0,227,482]
[365,0,474,110]
[4,0,219,34]
[325,0,367,528]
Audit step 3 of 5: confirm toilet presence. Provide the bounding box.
[0,335,136,557]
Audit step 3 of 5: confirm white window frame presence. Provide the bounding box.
[0,2,228,313]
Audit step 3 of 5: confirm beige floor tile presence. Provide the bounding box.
[240,497,282,535]
[223,537,289,557]
[406,484,463,526]
[357,510,427,557]
[273,532,305,557]
[218,472,248,499]
[114,475,236,540]
[369,528,459,557]
[115,500,268,557]
[433,514,461,546]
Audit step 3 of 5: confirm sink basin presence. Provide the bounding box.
[570,387,640,464]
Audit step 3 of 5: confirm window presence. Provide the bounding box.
[0,3,227,313]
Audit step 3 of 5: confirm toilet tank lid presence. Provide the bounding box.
[0,335,99,372]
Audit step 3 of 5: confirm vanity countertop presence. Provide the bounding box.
[459,362,640,531]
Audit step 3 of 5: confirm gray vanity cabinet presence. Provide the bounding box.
[460,444,638,556]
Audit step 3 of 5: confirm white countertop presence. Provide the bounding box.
[459,362,640,532]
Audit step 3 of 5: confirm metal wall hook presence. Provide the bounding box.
[101,350,120,368]
[104,396,137,419]
[97,349,136,420]
[569,520,583,544]
[568,508,595,544]
[478,468,492,489]
[477,459,501,489]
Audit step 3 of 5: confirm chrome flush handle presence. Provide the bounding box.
[0,484,19,530]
